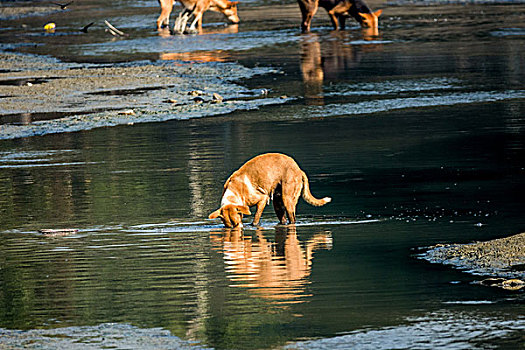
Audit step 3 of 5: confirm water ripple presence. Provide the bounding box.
[305,90,525,118]
[0,149,94,169]
[75,29,300,57]
[324,77,461,96]
[286,311,525,350]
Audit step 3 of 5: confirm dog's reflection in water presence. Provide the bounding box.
[210,225,332,304]
[300,30,383,105]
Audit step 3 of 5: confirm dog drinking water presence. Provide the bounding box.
[208,153,331,228]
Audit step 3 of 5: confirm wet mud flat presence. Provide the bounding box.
[420,232,525,286]
[0,3,55,20]
[0,323,212,350]
[0,52,283,139]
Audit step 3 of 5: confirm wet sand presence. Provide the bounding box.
[0,52,283,139]
[0,5,54,20]
[421,232,525,284]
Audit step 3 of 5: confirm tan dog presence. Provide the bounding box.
[157,0,240,33]
[209,153,331,227]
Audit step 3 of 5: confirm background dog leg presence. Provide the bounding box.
[328,11,339,30]
[339,15,347,29]
[157,0,174,29]
[187,12,203,34]
[180,12,192,33]
[174,9,192,33]
[298,0,318,32]
[173,11,184,33]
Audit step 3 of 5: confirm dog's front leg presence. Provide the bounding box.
[187,12,203,34]
[181,10,194,32]
[252,199,267,226]
[173,10,185,33]
[157,0,174,29]
[328,11,339,30]
[298,0,318,32]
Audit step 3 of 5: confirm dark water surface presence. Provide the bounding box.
[1,0,524,349]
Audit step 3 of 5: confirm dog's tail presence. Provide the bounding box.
[301,171,332,206]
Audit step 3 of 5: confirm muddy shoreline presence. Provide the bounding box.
[420,232,525,288]
[0,51,285,139]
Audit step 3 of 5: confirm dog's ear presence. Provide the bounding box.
[229,1,239,7]
[359,12,378,27]
[359,12,369,20]
[236,205,251,215]
[208,208,222,219]
[374,9,382,17]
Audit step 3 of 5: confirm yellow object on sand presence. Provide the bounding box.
[44,23,56,33]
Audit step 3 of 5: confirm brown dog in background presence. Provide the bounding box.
[298,0,382,32]
[157,0,239,33]
[208,153,331,228]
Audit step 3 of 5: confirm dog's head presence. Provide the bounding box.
[209,204,251,228]
[359,10,382,29]
[222,1,240,24]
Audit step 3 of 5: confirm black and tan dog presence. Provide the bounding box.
[298,0,382,32]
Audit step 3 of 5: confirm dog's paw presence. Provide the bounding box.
[186,27,199,34]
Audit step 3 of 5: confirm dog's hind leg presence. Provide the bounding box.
[272,186,287,225]
[157,0,174,29]
[327,2,351,30]
[284,201,297,224]
[282,183,301,224]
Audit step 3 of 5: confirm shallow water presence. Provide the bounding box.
[1,0,525,349]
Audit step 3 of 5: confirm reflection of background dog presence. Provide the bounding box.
[300,32,384,103]
[208,153,331,228]
[157,0,240,33]
[298,0,382,32]
[210,226,332,303]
